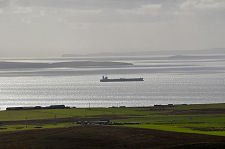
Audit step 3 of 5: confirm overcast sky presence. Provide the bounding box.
[0,0,225,57]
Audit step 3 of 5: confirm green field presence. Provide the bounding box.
[1,103,225,136]
[0,107,161,121]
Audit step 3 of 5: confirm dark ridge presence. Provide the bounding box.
[0,126,225,149]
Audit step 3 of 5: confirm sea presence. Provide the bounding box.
[0,53,225,110]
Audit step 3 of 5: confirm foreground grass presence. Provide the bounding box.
[0,107,160,121]
[114,114,225,136]
[173,103,225,110]
[124,124,225,136]
[1,103,225,137]
[1,103,224,121]
[2,126,225,149]
[0,123,77,132]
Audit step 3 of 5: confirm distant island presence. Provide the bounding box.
[62,48,225,57]
[0,61,133,69]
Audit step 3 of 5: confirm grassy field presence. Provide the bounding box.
[0,107,160,121]
[1,103,225,137]
[1,103,225,121]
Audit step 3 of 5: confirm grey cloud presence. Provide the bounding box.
[2,0,225,12]
[0,0,10,8]
[0,0,224,23]
[0,0,224,57]
[179,0,225,10]
[6,0,171,9]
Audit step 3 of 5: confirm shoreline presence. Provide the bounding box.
[2,102,225,111]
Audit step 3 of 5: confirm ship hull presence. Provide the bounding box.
[100,78,144,82]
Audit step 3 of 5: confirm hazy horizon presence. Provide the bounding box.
[0,48,223,59]
[0,0,224,57]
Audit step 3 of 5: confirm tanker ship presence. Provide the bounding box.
[100,76,144,82]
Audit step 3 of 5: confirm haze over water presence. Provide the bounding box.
[0,50,225,110]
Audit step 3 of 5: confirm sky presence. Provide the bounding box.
[0,0,225,57]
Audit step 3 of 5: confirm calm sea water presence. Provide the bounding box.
[0,55,225,110]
